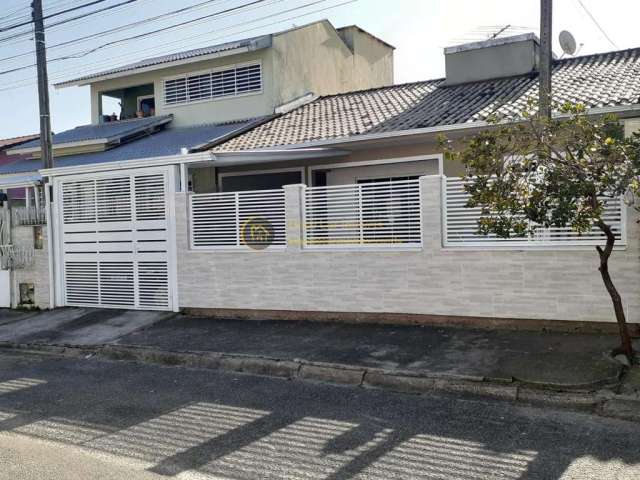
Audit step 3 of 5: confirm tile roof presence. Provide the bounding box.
[0,134,39,150]
[215,47,640,152]
[0,120,258,175]
[14,115,173,150]
[55,34,272,87]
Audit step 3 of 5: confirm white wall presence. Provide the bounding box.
[11,224,50,309]
[175,176,640,323]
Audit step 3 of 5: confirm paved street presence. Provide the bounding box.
[0,351,638,480]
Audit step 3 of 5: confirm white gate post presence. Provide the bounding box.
[419,175,444,250]
[284,184,305,251]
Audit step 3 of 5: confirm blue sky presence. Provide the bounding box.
[0,0,638,139]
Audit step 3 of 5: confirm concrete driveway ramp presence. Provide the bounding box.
[0,308,175,346]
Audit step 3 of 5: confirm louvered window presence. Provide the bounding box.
[164,77,187,105]
[164,63,262,106]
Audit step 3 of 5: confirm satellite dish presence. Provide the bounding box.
[559,30,577,55]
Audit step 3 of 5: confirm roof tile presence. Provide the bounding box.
[215,47,640,152]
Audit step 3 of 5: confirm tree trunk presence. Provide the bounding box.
[596,220,634,362]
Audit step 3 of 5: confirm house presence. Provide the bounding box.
[1,32,640,330]
[0,134,39,203]
[0,20,393,309]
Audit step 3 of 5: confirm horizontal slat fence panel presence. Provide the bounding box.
[59,171,172,310]
[304,179,422,249]
[190,189,286,249]
[12,206,46,226]
[444,177,626,247]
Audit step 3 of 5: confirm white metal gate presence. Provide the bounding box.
[54,167,176,311]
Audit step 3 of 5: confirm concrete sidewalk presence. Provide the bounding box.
[0,308,637,418]
[117,315,624,389]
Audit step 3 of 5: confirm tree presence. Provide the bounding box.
[441,103,640,362]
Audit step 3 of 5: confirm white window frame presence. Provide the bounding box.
[162,60,263,108]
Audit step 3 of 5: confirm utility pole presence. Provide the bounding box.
[539,0,553,119]
[32,0,54,169]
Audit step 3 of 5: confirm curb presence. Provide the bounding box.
[0,341,636,421]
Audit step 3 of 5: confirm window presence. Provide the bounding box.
[357,175,421,184]
[164,63,262,106]
[219,171,303,192]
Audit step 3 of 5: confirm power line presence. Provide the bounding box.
[0,0,268,75]
[0,0,109,33]
[0,0,152,47]
[0,0,278,85]
[0,0,141,43]
[575,0,617,49]
[0,0,227,64]
[0,0,355,92]
[0,0,88,25]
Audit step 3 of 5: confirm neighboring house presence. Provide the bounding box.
[0,134,39,202]
[1,33,639,330]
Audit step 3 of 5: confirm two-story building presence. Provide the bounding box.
[0,20,394,309]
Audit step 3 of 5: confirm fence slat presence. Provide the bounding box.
[444,177,625,247]
[190,189,286,249]
[304,179,422,249]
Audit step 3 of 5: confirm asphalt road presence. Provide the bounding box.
[0,351,638,480]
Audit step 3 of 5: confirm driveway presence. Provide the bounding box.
[0,308,174,345]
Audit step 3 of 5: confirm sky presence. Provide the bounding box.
[0,0,639,139]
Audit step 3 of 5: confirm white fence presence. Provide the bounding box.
[444,177,626,247]
[12,206,46,226]
[303,179,422,249]
[190,189,286,249]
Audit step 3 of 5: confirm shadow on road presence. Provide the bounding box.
[0,353,637,479]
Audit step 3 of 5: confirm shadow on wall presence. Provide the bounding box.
[0,361,638,479]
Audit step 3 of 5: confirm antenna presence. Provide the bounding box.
[559,30,577,56]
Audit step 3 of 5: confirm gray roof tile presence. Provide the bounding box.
[215,47,640,151]
[0,120,255,175]
[56,35,271,87]
[16,115,173,150]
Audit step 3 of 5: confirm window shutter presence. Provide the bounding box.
[236,64,261,93]
[187,73,212,101]
[164,77,187,105]
[164,63,261,106]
